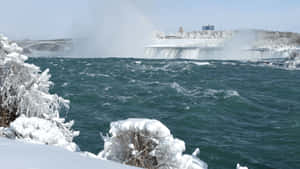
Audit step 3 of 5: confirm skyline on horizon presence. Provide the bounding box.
[0,0,299,40]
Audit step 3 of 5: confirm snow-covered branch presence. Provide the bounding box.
[0,34,78,151]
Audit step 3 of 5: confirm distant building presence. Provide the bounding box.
[202,25,215,31]
[178,26,184,34]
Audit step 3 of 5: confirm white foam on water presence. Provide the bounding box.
[134,61,142,64]
[204,89,240,99]
[236,163,249,169]
[221,62,237,65]
[191,62,211,66]
[170,82,240,99]
[62,82,69,87]
[170,82,192,96]
[224,90,240,99]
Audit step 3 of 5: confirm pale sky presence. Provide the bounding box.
[0,0,299,40]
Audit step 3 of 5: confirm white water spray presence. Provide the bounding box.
[72,0,155,57]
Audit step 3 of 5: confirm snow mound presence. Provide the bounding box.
[1,115,79,152]
[0,34,78,151]
[99,118,208,169]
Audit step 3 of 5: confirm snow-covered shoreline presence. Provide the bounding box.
[0,137,138,169]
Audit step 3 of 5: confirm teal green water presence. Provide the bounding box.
[29,58,300,169]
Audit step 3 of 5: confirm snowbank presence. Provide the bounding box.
[99,118,208,169]
[1,115,79,151]
[0,137,138,169]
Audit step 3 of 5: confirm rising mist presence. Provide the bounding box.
[71,0,155,57]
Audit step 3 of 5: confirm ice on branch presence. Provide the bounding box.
[0,34,78,151]
[99,118,208,169]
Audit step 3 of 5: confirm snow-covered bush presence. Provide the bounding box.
[99,118,208,169]
[0,35,78,151]
[0,35,69,119]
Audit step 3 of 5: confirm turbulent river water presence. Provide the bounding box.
[29,57,300,169]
